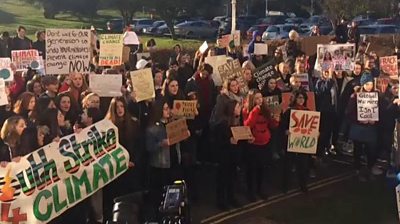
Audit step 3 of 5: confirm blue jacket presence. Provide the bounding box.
[248,31,262,55]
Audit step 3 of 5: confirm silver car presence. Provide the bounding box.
[131,19,154,34]
[262,24,299,41]
[174,21,218,39]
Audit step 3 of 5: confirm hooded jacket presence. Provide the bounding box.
[248,31,263,55]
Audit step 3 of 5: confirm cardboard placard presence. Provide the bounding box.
[0,78,8,106]
[380,56,398,79]
[99,34,124,66]
[294,73,310,91]
[315,44,355,72]
[0,119,129,223]
[89,74,122,97]
[254,43,268,55]
[288,110,320,154]
[173,100,197,119]
[357,92,379,121]
[253,62,277,90]
[130,68,155,102]
[11,49,43,71]
[375,77,390,93]
[46,29,91,75]
[166,118,190,145]
[231,126,253,140]
[218,59,243,82]
[0,58,13,81]
[205,55,228,86]
[281,92,316,112]
[300,36,332,56]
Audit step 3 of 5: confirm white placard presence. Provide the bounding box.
[0,58,13,81]
[89,74,122,97]
[130,68,155,102]
[46,29,91,75]
[0,78,8,106]
[254,43,268,55]
[357,92,379,121]
[11,49,43,71]
[199,41,208,54]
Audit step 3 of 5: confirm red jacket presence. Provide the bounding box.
[243,106,279,146]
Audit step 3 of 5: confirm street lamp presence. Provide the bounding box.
[231,0,236,34]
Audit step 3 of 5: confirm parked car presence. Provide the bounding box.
[300,15,333,35]
[143,20,166,35]
[155,24,171,36]
[285,17,306,26]
[131,19,154,34]
[106,19,125,33]
[262,24,302,41]
[351,18,376,27]
[174,20,218,39]
[359,24,399,35]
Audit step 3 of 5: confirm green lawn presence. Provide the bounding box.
[0,0,203,49]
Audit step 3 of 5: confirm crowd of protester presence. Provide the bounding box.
[0,22,400,223]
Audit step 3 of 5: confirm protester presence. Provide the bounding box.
[32,30,45,59]
[11,26,32,50]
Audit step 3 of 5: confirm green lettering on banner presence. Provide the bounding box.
[72,170,92,201]
[99,153,115,180]
[33,189,52,221]
[52,185,67,213]
[59,139,81,174]
[64,176,76,204]
[112,147,128,176]
[92,163,110,191]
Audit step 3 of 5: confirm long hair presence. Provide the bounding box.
[105,97,130,124]
[221,99,239,126]
[37,108,60,143]
[55,92,77,124]
[289,90,308,108]
[161,78,185,108]
[247,89,271,119]
[32,97,55,123]
[0,116,25,149]
[81,92,100,109]
[148,98,168,126]
[13,92,35,117]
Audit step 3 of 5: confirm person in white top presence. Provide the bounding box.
[123,25,140,70]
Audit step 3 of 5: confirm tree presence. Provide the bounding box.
[103,0,144,26]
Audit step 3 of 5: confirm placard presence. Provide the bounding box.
[205,55,228,86]
[0,78,8,106]
[357,92,379,121]
[173,100,197,119]
[199,41,208,54]
[253,62,277,90]
[294,73,310,91]
[281,92,316,112]
[254,43,268,55]
[89,74,122,97]
[0,58,13,81]
[99,34,123,66]
[300,36,332,56]
[166,118,190,145]
[396,184,400,220]
[288,110,320,154]
[11,49,43,71]
[315,44,355,72]
[218,35,231,48]
[264,95,281,115]
[231,126,253,140]
[232,30,241,47]
[46,29,91,75]
[0,119,129,223]
[380,56,398,79]
[375,77,390,93]
[130,68,155,102]
[218,59,243,82]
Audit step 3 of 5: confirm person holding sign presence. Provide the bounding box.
[346,72,381,181]
[243,89,280,201]
[280,90,312,193]
[214,99,243,210]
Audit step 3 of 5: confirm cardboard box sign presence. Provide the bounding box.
[130,68,155,102]
[173,100,197,119]
[166,118,190,145]
[231,126,253,140]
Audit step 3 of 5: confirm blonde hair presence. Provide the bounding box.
[289,30,299,40]
[0,116,24,148]
[81,92,100,109]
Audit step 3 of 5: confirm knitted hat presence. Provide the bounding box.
[360,72,373,86]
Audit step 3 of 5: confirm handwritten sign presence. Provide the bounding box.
[130,68,155,102]
[315,44,355,72]
[254,43,268,55]
[11,49,42,71]
[173,100,197,119]
[357,92,379,121]
[0,58,13,81]
[375,77,390,93]
[281,92,316,112]
[231,126,253,140]
[218,59,243,81]
[288,110,320,154]
[0,78,8,106]
[89,74,122,97]
[99,34,123,66]
[254,62,277,90]
[0,119,129,223]
[166,118,190,145]
[205,55,228,86]
[380,56,398,79]
[46,29,91,75]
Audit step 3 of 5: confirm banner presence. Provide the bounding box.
[294,73,310,91]
[254,62,277,90]
[130,68,155,102]
[99,34,123,66]
[380,56,398,79]
[288,110,320,154]
[375,77,390,93]
[357,92,379,121]
[205,55,228,86]
[173,100,197,119]
[231,126,253,140]
[0,119,129,223]
[0,58,13,81]
[11,49,43,71]
[281,92,316,112]
[46,29,91,75]
[89,74,122,97]
[315,44,355,72]
[0,78,8,106]
[166,118,190,145]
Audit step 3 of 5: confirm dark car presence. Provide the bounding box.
[143,20,166,35]
[359,24,399,35]
[300,15,333,35]
[106,19,125,33]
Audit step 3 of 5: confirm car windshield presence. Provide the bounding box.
[308,16,320,24]
[266,26,278,32]
[140,20,153,25]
